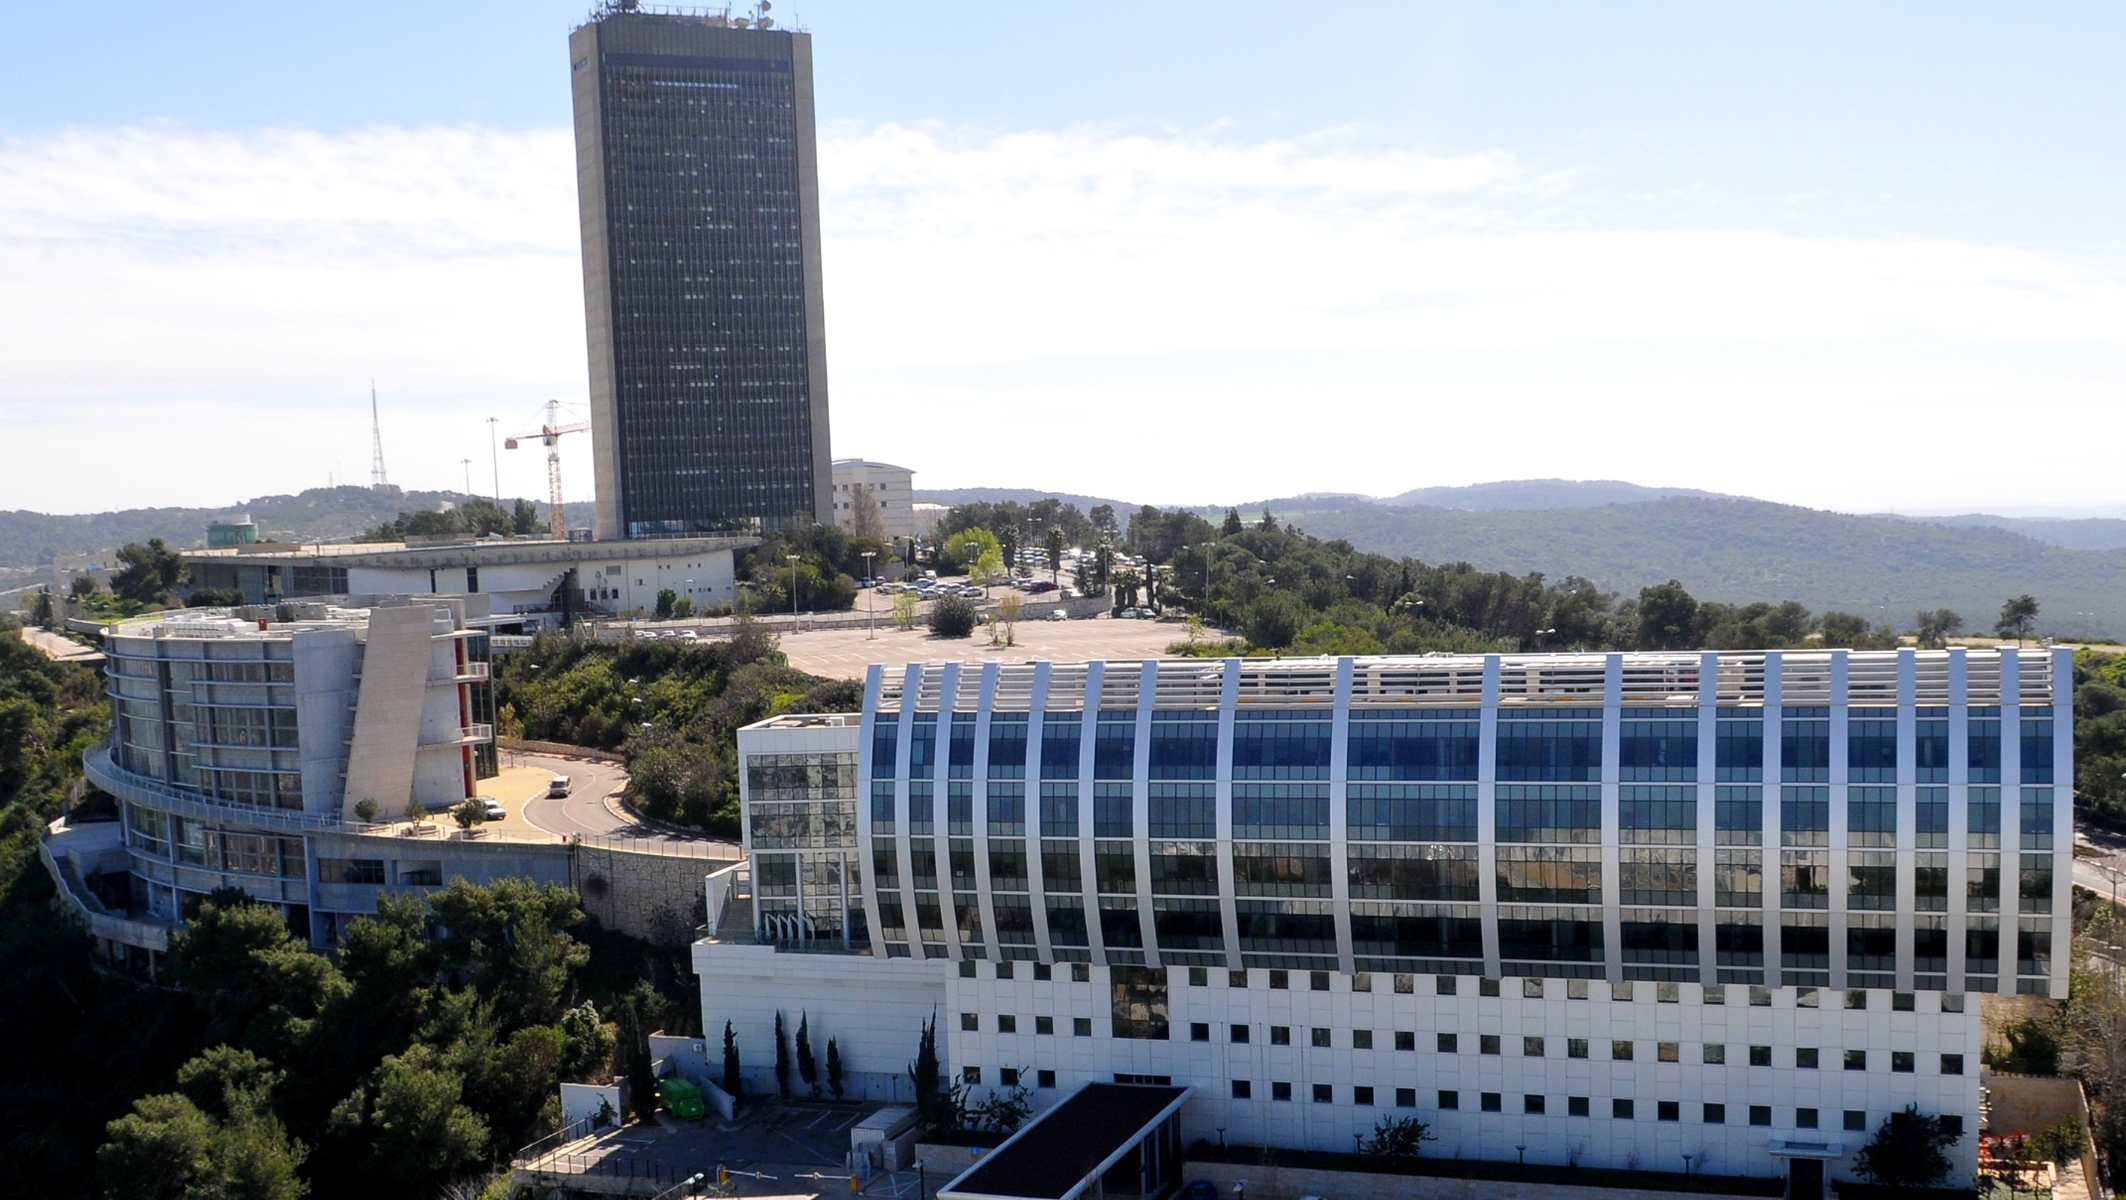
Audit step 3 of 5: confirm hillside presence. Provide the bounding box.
[1384,479,1733,510]
[1276,496,2126,639]
[0,487,582,567]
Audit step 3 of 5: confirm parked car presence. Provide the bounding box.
[1051,608,1069,621]
[547,775,572,798]
[1027,581,1058,594]
[477,796,507,821]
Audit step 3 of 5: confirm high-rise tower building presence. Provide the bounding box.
[570,3,834,539]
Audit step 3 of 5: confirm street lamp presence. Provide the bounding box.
[788,554,801,631]
[485,417,501,505]
[862,551,877,639]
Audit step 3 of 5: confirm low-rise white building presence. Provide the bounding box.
[830,459,916,543]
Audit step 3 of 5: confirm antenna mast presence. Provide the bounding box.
[369,383,391,491]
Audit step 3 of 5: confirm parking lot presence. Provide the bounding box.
[518,1100,894,1197]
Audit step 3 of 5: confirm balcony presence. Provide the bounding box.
[87,744,366,834]
[429,661,491,684]
[419,723,494,748]
[39,816,174,953]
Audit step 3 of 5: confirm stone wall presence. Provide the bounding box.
[1187,1161,1768,1200]
[574,844,709,944]
[497,737,625,764]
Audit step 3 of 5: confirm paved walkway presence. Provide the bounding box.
[18,626,104,664]
[504,749,741,858]
[778,615,1207,682]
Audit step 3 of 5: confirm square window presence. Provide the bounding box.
[1034,962,1053,981]
[1000,1068,1019,1087]
[961,1013,980,1032]
[1845,988,1868,1010]
[960,961,978,979]
[1525,1094,1546,1115]
[998,1015,1017,1034]
[1750,1105,1772,1127]
[1705,985,1727,1005]
[1797,1047,1819,1069]
[1396,1087,1416,1108]
[1438,1033,1459,1053]
[1189,967,1208,986]
[1612,981,1635,1001]
[1845,1110,1868,1132]
[1038,1069,1056,1088]
[1436,975,1458,996]
[963,1066,982,1085]
[1311,971,1331,992]
[1569,1096,1590,1116]
[1797,987,1819,1008]
[1354,1030,1374,1050]
[1892,1051,1915,1073]
[1525,1037,1545,1057]
[1943,993,1966,1013]
[1269,970,1289,990]
[1395,1031,1415,1052]
[1659,982,1680,1003]
[1036,1016,1054,1035]
[1750,1045,1772,1067]
[1072,963,1090,982]
[1568,1038,1589,1059]
[1480,978,1502,997]
[1893,991,1916,1011]
[1703,1044,1726,1064]
[1073,1017,1092,1037]
[1845,1050,1868,1071]
[1481,1092,1502,1113]
[1942,1116,1964,1137]
[1798,1108,1819,1129]
[1612,1040,1635,1061]
[996,962,1014,980]
[1231,1025,1249,1044]
[1524,978,1545,998]
[1613,1098,1635,1120]
[1943,1054,1965,1075]
[1439,1090,1459,1110]
[1190,1022,1209,1043]
[1353,972,1373,993]
[1751,986,1773,1006]
[1658,1042,1679,1063]
[1312,1083,1333,1104]
[1704,1103,1727,1124]
[1568,979,1590,999]
[1481,1035,1501,1055]
[1272,1081,1293,1102]
[1229,969,1249,988]
[1657,1101,1680,1122]
[1354,1086,1375,1106]
[1311,1028,1331,1049]
[1394,974,1415,994]
[1231,1080,1251,1100]
[1271,1026,1291,1046]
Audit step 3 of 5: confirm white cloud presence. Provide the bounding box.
[0,120,2121,514]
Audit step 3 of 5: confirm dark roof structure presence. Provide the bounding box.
[938,1083,1192,1200]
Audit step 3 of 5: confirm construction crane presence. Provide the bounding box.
[504,400,591,540]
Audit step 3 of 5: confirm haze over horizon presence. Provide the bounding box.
[4,2,2124,517]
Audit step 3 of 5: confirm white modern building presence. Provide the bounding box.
[699,649,2071,1195]
[182,535,757,629]
[830,459,917,543]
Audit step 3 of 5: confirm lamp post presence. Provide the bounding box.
[788,554,801,631]
[862,551,877,639]
[1683,1154,1695,1177]
[485,417,501,505]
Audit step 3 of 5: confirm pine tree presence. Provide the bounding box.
[722,1020,742,1104]
[826,1037,845,1100]
[909,1011,948,1131]
[796,1013,819,1097]
[774,1012,791,1100]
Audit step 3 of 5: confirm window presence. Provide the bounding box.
[1568,1038,1589,1059]
[1354,1086,1375,1106]
[1705,1103,1727,1124]
[999,1068,1020,1087]
[1395,1031,1415,1051]
[1189,966,1207,986]
[1703,1044,1725,1064]
[1436,974,1457,995]
[1269,969,1289,989]
[1612,1040,1634,1061]
[963,1067,981,1085]
[1613,1099,1635,1119]
[1750,1105,1772,1127]
[1073,963,1090,982]
[1311,970,1330,991]
[1272,1082,1292,1102]
[1190,1022,1209,1043]
[1073,1017,1092,1036]
[1525,1037,1545,1057]
[1481,1035,1501,1055]
[1798,1108,1819,1129]
[1439,1090,1459,1110]
[1892,1051,1914,1073]
[1523,977,1545,998]
[962,1013,979,1032]
[1942,1116,1965,1137]
[1797,1048,1819,1069]
[998,1015,1017,1034]
[1750,1045,1772,1066]
[1845,1111,1868,1132]
[1943,1054,1965,1075]
[1036,1016,1054,1035]
[1231,1080,1251,1100]
[1310,1028,1331,1049]
[1438,1033,1458,1053]
[1271,1026,1291,1046]
[1481,1092,1502,1112]
[1658,1042,1679,1063]
[1481,977,1503,996]
[1354,1030,1374,1050]
[1038,1070,1056,1088]
[1231,1025,1249,1044]
[1658,1101,1680,1122]
[1396,1088,1417,1109]
[1845,1050,1867,1071]
[1312,1084,1333,1104]
[1569,1096,1590,1116]
[1110,965,1168,1040]
[960,961,978,979]
[1525,1095,1546,1115]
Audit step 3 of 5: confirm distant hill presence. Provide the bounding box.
[915,487,1139,514]
[1383,479,1733,510]
[0,487,576,567]
[1273,495,2126,639]
[1893,513,2126,553]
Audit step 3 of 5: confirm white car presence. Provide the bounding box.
[1050,608,1069,621]
[477,796,507,821]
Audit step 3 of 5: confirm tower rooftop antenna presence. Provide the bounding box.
[369,383,391,491]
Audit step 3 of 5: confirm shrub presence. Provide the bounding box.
[930,595,978,639]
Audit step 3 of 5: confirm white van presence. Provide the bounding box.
[547,775,572,798]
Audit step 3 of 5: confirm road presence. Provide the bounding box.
[506,748,739,855]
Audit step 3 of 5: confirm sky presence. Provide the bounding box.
[3,2,2124,517]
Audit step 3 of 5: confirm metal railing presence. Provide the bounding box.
[88,746,385,835]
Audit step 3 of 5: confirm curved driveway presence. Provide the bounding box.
[508,749,739,856]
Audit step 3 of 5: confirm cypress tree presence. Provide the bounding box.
[796,1013,818,1096]
[773,1012,791,1100]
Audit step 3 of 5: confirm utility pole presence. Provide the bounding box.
[486,417,501,505]
[462,458,473,496]
[788,554,801,631]
[862,551,876,639]
[369,383,390,490]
